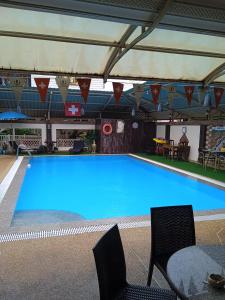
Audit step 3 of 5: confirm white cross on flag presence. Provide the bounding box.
[64,102,81,117]
[34,78,50,102]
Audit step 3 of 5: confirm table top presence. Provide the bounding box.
[202,149,225,155]
[167,245,225,299]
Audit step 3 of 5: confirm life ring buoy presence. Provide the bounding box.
[103,123,112,135]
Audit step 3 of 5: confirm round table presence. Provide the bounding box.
[167,245,225,299]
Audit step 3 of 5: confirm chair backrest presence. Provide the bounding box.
[93,225,127,300]
[151,205,196,258]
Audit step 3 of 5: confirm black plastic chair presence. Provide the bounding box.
[93,224,177,300]
[147,205,196,299]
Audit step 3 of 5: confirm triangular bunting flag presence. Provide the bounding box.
[164,86,177,108]
[112,82,124,105]
[184,86,194,105]
[56,76,70,103]
[150,85,161,109]
[77,78,91,104]
[9,77,27,103]
[168,93,175,108]
[214,87,224,108]
[34,78,50,102]
[133,84,144,108]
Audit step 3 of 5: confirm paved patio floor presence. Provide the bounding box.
[0,155,15,183]
[0,219,224,300]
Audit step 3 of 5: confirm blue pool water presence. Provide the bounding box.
[15,155,225,220]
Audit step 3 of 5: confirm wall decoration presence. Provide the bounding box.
[116,120,125,133]
[132,122,139,129]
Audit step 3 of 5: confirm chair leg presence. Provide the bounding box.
[147,262,154,286]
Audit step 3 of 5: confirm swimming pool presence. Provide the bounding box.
[15,155,225,220]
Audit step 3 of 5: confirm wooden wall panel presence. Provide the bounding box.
[96,119,156,154]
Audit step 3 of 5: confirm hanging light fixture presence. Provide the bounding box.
[131,107,135,117]
[157,103,162,112]
[81,107,85,116]
[203,92,211,107]
[16,104,21,113]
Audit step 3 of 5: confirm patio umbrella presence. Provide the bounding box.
[0,111,32,120]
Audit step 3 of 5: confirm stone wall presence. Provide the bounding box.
[205,125,225,150]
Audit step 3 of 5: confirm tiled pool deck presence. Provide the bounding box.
[0,155,225,299]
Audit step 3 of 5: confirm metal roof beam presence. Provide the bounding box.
[103,25,137,82]
[203,62,225,86]
[103,0,173,82]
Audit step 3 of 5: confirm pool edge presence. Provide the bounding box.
[129,153,225,189]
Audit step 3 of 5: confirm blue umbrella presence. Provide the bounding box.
[0,111,32,120]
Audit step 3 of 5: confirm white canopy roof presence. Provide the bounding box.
[0,4,225,84]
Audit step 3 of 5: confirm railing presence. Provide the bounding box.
[56,138,76,148]
[0,135,42,149]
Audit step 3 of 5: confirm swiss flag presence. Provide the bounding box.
[34,78,50,102]
[64,102,81,117]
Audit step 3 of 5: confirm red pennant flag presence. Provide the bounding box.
[150,85,161,109]
[34,78,50,102]
[214,88,224,108]
[112,82,124,104]
[77,78,91,104]
[184,86,194,105]
[64,102,81,117]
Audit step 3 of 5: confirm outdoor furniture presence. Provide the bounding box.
[9,141,38,155]
[147,205,196,297]
[202,149,225,170]
[167,245,225,299]
[69,139,85,153]
[93,224,177,300]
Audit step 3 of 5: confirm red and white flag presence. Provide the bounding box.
[77,78,91,104]
[214,88,224,108]
[150,85,161,109]
[34,78,50,102]
[184,86,194,105]
[113,82,124,104]
[64,102,81,117]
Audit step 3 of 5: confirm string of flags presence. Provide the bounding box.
[6,76,225,115]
